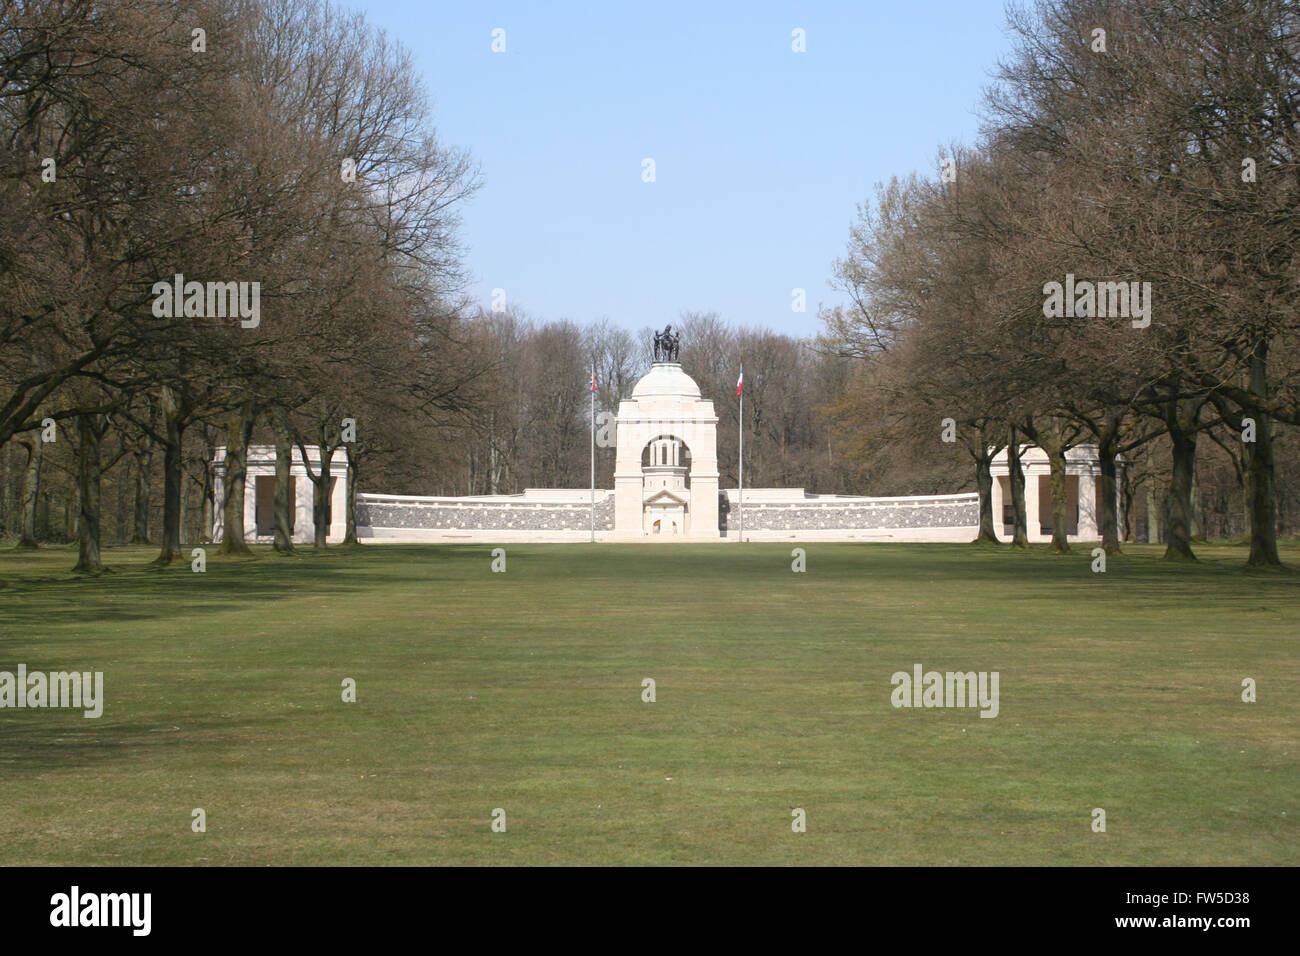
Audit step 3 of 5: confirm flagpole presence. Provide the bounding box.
[738,386,744,543]
[590,364,596,543]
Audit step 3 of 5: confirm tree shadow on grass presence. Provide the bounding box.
[0,545,476,630]
[0,710,295,774]
[0,569,373,630]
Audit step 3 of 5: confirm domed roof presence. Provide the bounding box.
[630,362,702,400]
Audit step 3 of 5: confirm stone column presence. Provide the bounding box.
[294,463,312,543]
[1024,465,1043,541]
[990,472,1005,536]
[211,451,227,543]
[329,451,347,540]
[244,476,257,542]
[686,413,719,539]
[613,409,645,537]
[689,473,720,539]
[1076,469,1099,540]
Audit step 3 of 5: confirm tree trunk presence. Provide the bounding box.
[115,452,129,544]
[343,445,359,545]
[1007,432,1028,548]
[0,440,8,537]
[74,413,104,572]
[1189,471,1202,541]
[1120,460,1135,542]
[972,440,998,543]
[1245,340,1281,566]
[1040,443,1070,553]
[199,476,213,544]
[16,439,41,548]
[488,410,499,495]
[313,466,329,548]
[1098,426,1121,553]
[299,439,334,549]
[154,386,186,564]
[1146,485,1161,545]
[1241,454,1253,542]
[132,440,152,543]
[272,405,295,552]
[198,430,215,545]
[219,404,255,554]
[298,421,341,550]
[179,468,190,548]
[1164,428,1197,560]
[1244,411,1279,565]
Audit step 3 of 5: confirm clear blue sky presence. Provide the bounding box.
[356,0,1015,338]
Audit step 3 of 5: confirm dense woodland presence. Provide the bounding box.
[1,0,1297,568]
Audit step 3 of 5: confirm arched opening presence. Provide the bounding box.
[641,435,691,489]
[641,434,690,536]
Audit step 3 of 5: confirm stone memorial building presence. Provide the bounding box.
[213,358,1113,544]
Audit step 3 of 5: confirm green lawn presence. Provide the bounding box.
[0,540,1295,865]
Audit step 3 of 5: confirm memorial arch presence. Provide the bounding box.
[612,362,720,539]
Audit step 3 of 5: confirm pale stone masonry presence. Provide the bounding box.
[212,363,1110,544]
[211,444,347,544]
[611,362,719,539]
[989,445,1115,543]
[356,491,616,540]
[721,490,979,539]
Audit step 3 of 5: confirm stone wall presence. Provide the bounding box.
[357,493,615,533]
[720,491,978,532]
[355,489,978,540]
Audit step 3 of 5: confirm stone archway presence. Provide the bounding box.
[641,435,690,534]
[611,362,720,539]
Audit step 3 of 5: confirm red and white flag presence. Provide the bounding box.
[591,369,597,392]
[736,365,744,396]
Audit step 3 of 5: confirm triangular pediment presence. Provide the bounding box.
[644,488,688,505]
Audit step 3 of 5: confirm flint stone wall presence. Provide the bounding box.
[720,493,978,532]
[357,490,978,534]
[357,494,616,532]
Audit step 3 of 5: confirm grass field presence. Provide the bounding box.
[0,540,1296,866]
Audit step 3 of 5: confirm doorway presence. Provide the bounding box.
[255,476,295,536]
